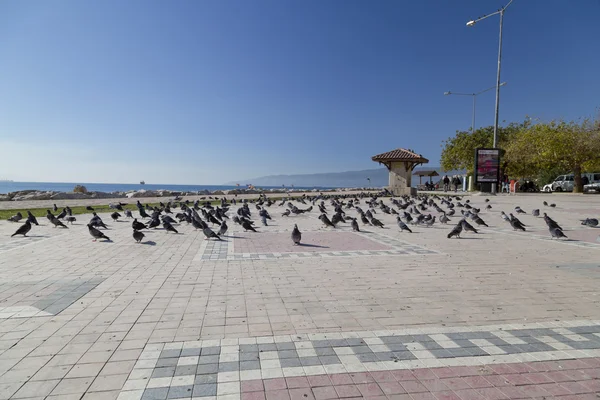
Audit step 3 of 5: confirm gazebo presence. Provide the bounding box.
[413,169,440,184]
[372,148,429,196]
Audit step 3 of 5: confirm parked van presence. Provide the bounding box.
[551,173,600,192]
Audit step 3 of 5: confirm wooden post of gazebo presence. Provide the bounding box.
[372,148,429,196]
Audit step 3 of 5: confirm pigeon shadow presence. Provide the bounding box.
[141,241,156,246]
[455,237,483,240]
[297,243,329,249]
[225,236,246,239]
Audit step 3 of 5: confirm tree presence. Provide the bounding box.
[440,121,528,174]
[504,119,600,192]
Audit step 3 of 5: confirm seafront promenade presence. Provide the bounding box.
[0,193,599,399]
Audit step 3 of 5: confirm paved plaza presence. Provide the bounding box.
[0,193,599,399]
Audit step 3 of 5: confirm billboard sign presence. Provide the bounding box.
[474,148,500,183]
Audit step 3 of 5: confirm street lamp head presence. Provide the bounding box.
[499,82,507,87]
[444,91,451,95]
[466,20,476,27]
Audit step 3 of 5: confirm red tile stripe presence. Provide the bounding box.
[241,358,600,400]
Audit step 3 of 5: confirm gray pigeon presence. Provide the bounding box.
[11,221,31,237]
[550,227,567,239]
[8,212,23,222]
[218,221,228,236]
[581,218,598,227]
[50,216,68,228]
[133,230,145,243]
[65,216,77,224]
[291,224,302,245]
[461,219,478,233]
[447,223,463,239]
[125,210,134,218]
[26,211,39,226]
[163,221,178,234]
[88,224,110,241]
[203,227,222,241]
[532,209,540,217]
[396,217,412,233]
[319,214,336,228]
[351,219,359,232]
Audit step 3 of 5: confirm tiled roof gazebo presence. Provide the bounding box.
[372,148,429,195]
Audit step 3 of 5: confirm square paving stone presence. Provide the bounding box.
[180,348,201,357]
[160,350,181,359]
[240,360,261,370]
[156,358,179,368]
[198,355,220,364]
[167,385,193,399]
[315,347,336,356]
[318,355,340,365]
[194,374,217,385]
[240,344,259,352]
[142,387,169,400]
[276,342,296,350]
[280,358,302,368]
[278,350,299,359]
[152,367,176,378]
[193,383,217,397]
[240,352,259,361]
[201,347,220,355]
[300,356,321,366]
[219,362,239,372]
[196,364,218,374]
[174,365,197,376]
[258,343,277,351]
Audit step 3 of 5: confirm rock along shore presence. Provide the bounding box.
[0,188,379,210]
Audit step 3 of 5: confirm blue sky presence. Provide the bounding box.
[0,0,598,184]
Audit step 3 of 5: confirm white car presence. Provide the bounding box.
[584,183,600,193]
[542,184,553,193]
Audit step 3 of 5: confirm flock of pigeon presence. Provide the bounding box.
[6,194,600,246]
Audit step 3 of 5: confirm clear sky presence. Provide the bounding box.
[0,0,598,184]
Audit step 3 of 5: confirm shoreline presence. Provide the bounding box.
[0,189,382,211]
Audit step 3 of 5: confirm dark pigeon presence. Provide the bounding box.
[203,227,222,241]
[11,221,31,237]
[447,223,463,239]
[88,224,110,241]
[133,230,145,243]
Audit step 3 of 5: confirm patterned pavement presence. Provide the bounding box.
[0,193,599,399]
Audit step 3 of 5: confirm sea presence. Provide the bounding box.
[0,181,337,195]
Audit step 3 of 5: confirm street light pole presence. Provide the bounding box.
[444,83,505,134]
[466,0,514,194]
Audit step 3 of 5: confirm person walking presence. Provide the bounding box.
[443,175,450,192]
[452,176,460,192]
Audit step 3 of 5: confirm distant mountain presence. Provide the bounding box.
[228,166,465,189]
[227,168,389,188]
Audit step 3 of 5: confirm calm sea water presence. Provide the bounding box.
[0,182,336,195]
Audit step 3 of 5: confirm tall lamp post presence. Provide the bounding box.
[466,0,514,194]
[444,82,506,134]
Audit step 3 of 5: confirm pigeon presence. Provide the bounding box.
[461,219,478,233]
[88,224,110,241]
[581,218,599,227]
[163,221,178,234]
[471,215,488,227]
[147,218,160,229]
[203,227,222,241]
[133,230,145,243]
[370,217,384,228]
[139,208,149,219]
[261,215,268,226]
[515,206,526,214]
[111,212,121,221]
[86,206,94,211]
[543,213,562,231]
[550,203,556,208]
[319,214,336,228]
[242,220,257,232]
[439,214,450,224]
[509,213,526,227]
[49,216,68,228]
[56,209,67,219]
[7,212,23,222]
[424,216,436,227]
[218,221,228,236]
[291,224,302,245]
[124,210,134,218]
[532,209,540,217]
[550,227,567,239]
[65,216,76,224]
[351,218,360,232]
[396,217,412,233]
[26,211,39,226]
[447,223,463,239]
[132,219,147,230]
[543,201,548,206]
[510,218,526,231]
[11,221,31,237]
[281,210,290,217]
[53,204,58,212]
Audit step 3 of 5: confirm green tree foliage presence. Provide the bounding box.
[440,121,528,174]
[504,119,600,192]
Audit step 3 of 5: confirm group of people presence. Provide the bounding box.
[441,175,462,192]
